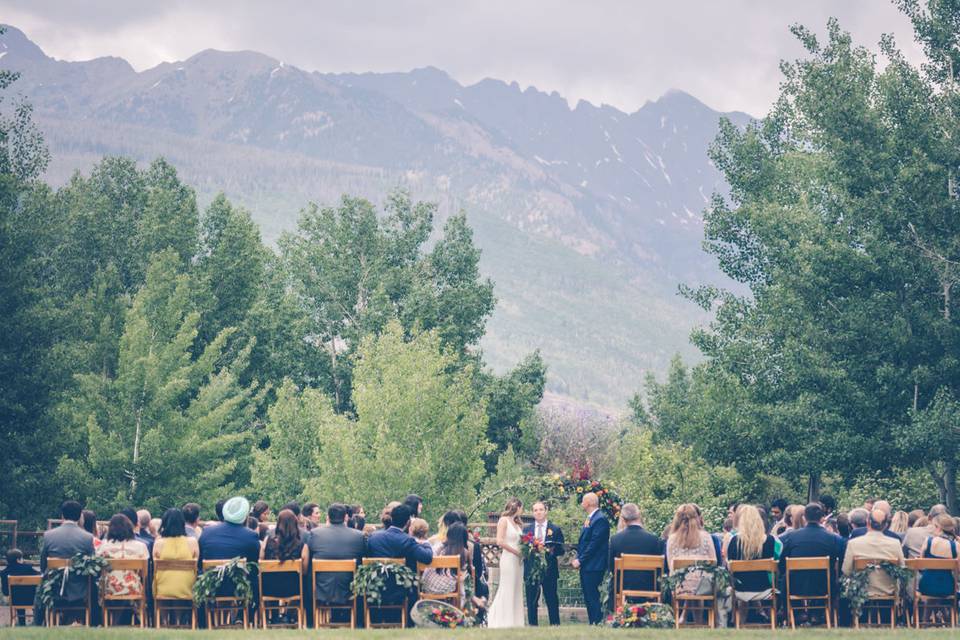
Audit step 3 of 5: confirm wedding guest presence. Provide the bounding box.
[409,517,429,543]
[380,501,401,528]
[903,505,948,558]
[836,512,852,538]
[246,516,259,532]
[153,508,199,602]
[889,510,909,536]
[1,549,39,625]
[97,514,150,600]
[820,495,837,519]
[308,503,366,609]
[404,495,424,518]
[917,514,959,598]
[907,509,925,528]
[606,503,661,612]
[666,503,717,594]
[150,518,162,539]
[182,503,202,539]
[214,499,227,522]
[726,505,778,598]
[350,504,366,521]
[367,504,433,569]
[429,511,459,545]
[136,510,155,554]
[769,499,788,529]
[81,509,101,549]
[779,504,844,599]
[842,509,905,601]
[40,500,95,620]
[199,497,260,596]
[850,506,900,541]
[260,509,308,615]
[252,500,271,524]
[348,513,366,531]
[453,509,489,610]
[303,503,322,530]
[422,522,470,601]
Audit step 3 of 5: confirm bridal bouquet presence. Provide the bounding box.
[520,532,547,587]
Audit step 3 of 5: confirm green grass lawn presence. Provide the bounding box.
[2,628,959,639]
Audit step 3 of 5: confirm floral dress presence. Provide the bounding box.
[97,539,149,597]
[666,531,718,594]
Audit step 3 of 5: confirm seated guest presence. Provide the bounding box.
[97,514,150,599]
[907,509,925,528]
[889,511,909,537]
[665,503,717,594]
[779,503,844,597]
[380,501,401,528]
[917,514,958,597]
[903,505,949,558]
[409,518,429,543]
[607,502,663,608]
[778,505,806,539]
[199,495,261,597]
[820,495,837,519]
[1,549,39,625]
[213,499,227,523]
[136,510,155,553]
[403,494,424,518]
[81,509,101,549]
[40,500,95,613]
[252,500,271,524]
[308,503,366,607]
[348,514,366,532]
[422,522,470,599]
[429,511,460,546]
[451,509,489,610]
[726,505,778,598]
[182,503,202,539]
[303,503,322,531]
[849,507,901,542]
[842,509,905,598]
[835,513,852,539]
[260,509,308,619]
[769,499,788,531]
[154,508,199,601]
[368,504,433,568]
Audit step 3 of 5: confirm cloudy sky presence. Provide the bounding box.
[1,0,924,116]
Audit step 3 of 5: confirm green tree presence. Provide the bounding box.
[55,250,262,513]
[479,351,547,468]
[303,321,492,522]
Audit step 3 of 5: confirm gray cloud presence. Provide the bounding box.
[1,0,924,115]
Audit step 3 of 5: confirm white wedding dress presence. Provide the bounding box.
[486,518,526,628]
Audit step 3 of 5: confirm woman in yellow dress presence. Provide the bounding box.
[153,508,199,600]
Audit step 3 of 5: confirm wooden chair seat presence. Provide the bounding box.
[44,557,91,627]
[101,557,149,628]
[362,557,407,629]
[728,558,777,629]
[311,559,357,629]
[785,556,835,629]
[201,559,250,629]
[7,575,41,626]
[153,559,198,629]
[418,555,463,609]
[670,558,717,628]
[258,559,305,629]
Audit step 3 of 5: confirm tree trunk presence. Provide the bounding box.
[807,472,821,503]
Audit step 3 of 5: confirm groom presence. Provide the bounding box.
[571,492,610,625]
[522,501,565,625]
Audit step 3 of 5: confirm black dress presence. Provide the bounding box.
[726,534,777,592]
[262,537,305,598]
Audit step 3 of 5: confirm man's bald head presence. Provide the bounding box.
[873,500,892,516]
[929,504,949,518]
[868,509,888,531]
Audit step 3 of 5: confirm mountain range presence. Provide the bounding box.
[0,25,752,408]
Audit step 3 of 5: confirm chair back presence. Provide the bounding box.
[729,558,778,574]
[417,555,462,573]
[46,557,70,570]
[202,558,246,570]
[673,557,716,571]
[105,558,149,572]
[363,557,404,566]
[154,559,198,573]
[785,556,831,599]
[622,554,666,572]
[312,559,357,573]
[907,557,957,572]
[259,559,303,576]
[8,574,41,602]
[853,558,896,571]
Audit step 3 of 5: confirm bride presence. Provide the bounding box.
[486,497,526,628]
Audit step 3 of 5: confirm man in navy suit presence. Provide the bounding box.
[779,503,845,602]
[522,501,565,625]
[366,503,433,622]
[571,492,609,625]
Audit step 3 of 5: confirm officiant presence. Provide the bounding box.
[522,501,565,625]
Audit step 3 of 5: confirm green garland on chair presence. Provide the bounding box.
[192,558,257,606]
[37,553,111,608]
[660,561,731,595]
[352,561,417,606]
[840,561,914,619]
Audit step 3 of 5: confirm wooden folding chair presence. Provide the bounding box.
[418,555,463,609]
[907,557,958,628]
[311,559,357,629]
[44,557,91,626]
[851,558,899,628]
[618,554,664,610]
[670,558,716,628]
[728,558,778,629]
[785,556,835,629]
[612,557,623,608]
[7,575,41,626]
[202,559,250,629]
[101,557,149,627]
[153,559,198,629]
[362,557,407,629]
[258,559,305,629]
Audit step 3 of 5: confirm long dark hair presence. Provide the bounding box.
[159,508,186,538]
[442,522,470,567]
[81,510,97,537]
[272,509,302,561]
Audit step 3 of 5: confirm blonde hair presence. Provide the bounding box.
[502,498,523,525]
[889,510,909,535]
[669,504,703,550]
[787,505,805,529]
[409,518,429,540]
[734,505,766,560]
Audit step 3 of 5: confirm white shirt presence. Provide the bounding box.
[535,520,547,542]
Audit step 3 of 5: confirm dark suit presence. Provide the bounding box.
[779,523,845,597]
[308,524,366,604]
[198,522,260,597]
[606,524,664,610]
[366,526,433,607]
[522,520,565,625]
[849,527,902,542]
[577,510,610,625]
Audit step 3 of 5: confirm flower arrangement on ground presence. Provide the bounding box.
[608,602,674,628]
